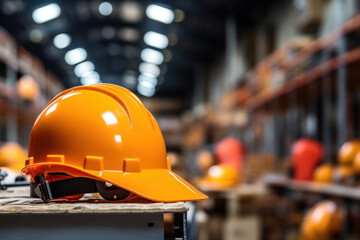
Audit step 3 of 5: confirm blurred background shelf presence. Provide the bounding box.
[244,47,360,111]
[264,174,360,200]
[3,1,360,240]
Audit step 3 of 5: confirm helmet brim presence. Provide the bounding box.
[22,162,208,202]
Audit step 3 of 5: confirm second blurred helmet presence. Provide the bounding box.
[301,200,343,240]
[202,164,240,188]
[338,140,360,165]
[0,142,27,172]
[16,75,40,101]
[313,164,334,184]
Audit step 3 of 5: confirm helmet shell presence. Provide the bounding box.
[22,84,207,202]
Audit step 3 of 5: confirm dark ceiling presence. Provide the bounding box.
[0,0,280,105]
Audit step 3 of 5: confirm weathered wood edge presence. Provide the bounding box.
[0,198,189,214]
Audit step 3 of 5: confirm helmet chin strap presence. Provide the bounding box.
[33,174,98,202]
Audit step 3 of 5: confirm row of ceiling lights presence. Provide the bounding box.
[137,4,176,97]
[30,1,183,97]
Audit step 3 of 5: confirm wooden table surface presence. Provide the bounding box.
[0,187,188,214]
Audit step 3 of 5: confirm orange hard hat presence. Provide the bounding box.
[22,83,207,202]
[301,201,343,240]
[16,75,40,101]
[313,164,334,184]
[202,164,240,188]
[338,140,360,165]
[0,142,27,172]
[291,139,324,181]
[215,137,245,172]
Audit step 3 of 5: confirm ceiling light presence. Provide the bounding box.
[141,48,163,65]
[81,77,101,85]
[29,29,43,43]
[118,27,140,42]
[138,74,157,88]
[119,1,143,23]
[65,48,87,65]
[99,2,112,16]
[82,71,100,79]
[80,71,101,85]
[32,3,61,24]
[3,0,24,15]
[139,62,160,77]
[139,80,156,89]
[137,84,155,97]
[174,9,185,22]
[146,4,173,24]
[53,33,71,49]
[144,31,168,49]
[74,61,95,77]
[167,33,178,46]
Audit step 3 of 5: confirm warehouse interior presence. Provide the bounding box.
[0,0,360,239]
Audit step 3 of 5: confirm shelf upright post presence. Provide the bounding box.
[321,48,332,163]
[273,100,281,164]
[247,111,255,153]
[5,63,17,143]
[336,36,347,149]
[306,78,318,139]
[287,74,298,153]
[225,15,237,90]
[335,3,348,149]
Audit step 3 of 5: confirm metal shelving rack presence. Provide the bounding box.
[239,12,360,162]
[0,27,63,146]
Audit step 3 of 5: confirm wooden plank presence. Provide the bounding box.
[0,197,188,214]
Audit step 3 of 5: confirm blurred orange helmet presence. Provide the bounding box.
[313,164,334,184]
[22,84,207,202]
[215,137,245,172]
[203,164,240,188]
[0,142,27,172]
[291,139,324,181]
[16,75,40,101]
[338,140,360,165]
[301,201,343,240]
